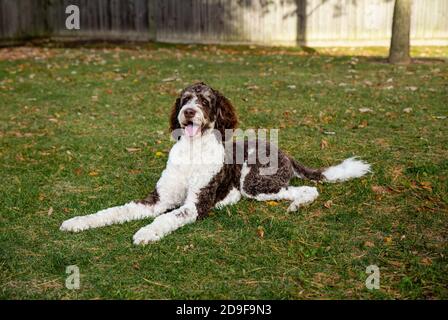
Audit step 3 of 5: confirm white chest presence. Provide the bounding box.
[166,134,225,189]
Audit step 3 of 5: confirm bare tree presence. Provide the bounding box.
[389,0,412,64]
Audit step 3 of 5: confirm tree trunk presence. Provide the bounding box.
[389,0,412,64]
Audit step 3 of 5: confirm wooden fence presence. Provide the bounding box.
[1,0,447,47]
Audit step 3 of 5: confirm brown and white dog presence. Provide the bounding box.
[61,82,371,244]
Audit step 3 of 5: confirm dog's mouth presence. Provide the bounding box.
[182,121,201,137]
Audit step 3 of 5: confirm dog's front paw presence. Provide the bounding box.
[60,217,88,232]
[133,227,162,245]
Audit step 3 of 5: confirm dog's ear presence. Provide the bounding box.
[169,97,181,132]
[214,90,238,141]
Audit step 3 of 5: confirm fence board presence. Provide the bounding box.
[0,0,447,46]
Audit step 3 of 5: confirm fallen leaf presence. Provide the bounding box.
[47,207,53,216]
[359,107,373,113]
[324,200,333,209]
[421,257,432,266]
[126,147,141,153]
[266,201,278,206]
[420,181,432,192]
[391,166,403,182]
[155,151,164,157]
[357,120,368,128]
[403,108,412,113]
[364,241,375,248]
[320,139,329,150]
[247,85,259,90]
[256,226,265,238]
[384,236,393,244]
[88,171,99,176]
[372,185,391,194]
[389,260,403,268]
[162,76,178,82]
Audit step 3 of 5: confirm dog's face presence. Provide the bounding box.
[170,82,237,140]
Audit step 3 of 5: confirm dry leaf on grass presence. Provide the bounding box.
[324,200,333,209]
[391,166,403,182]
[364,241,375,248]
[371,185,391,194]
[357,120,368,129]
[256,226,265,238]
[162,76,178,82]
[419,181,433,192]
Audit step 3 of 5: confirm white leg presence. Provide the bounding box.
[59,200,172,232]
[249,186,319,212]
[133,205,197,245]
[214,187,241,209]
[60,167,186,232]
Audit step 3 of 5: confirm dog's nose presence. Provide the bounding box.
[183,108,196,118]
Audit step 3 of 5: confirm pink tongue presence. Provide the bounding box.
[185,124,199,137]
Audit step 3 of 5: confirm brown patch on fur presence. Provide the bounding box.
[241,141,294,196]
[169,97,181,133]
[195,163,241,219]
[213,89,238,141]
[289,157,324,181]
[137,189,160,205]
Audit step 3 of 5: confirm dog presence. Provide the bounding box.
[60,82,371,244]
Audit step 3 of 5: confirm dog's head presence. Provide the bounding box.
[170,82,237,140]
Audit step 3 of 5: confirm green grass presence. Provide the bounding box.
[0,44,447,299]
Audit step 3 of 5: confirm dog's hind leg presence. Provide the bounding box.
[214,187,241,209]
[240,162,318,212]
[249,186,319,212]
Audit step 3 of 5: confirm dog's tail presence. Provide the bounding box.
[290,157,371,183]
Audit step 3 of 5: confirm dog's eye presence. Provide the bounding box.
[182,96,191,104]
[199,97,209,106]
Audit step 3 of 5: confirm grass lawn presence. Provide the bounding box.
[0,44,447,299]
